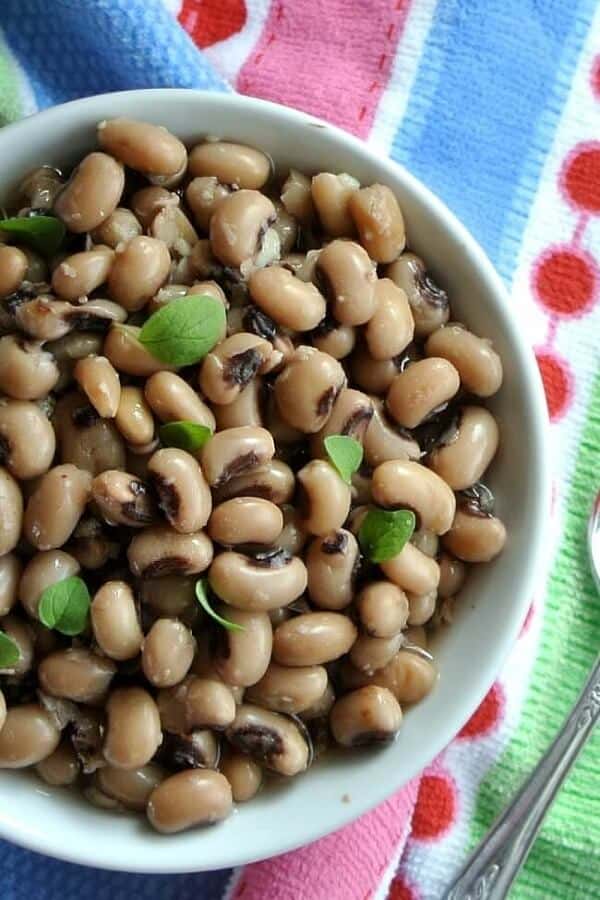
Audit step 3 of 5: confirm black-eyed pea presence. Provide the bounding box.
[157,678,192,733]
[311,172,359,237]
[150,205,198,258]
[91,581,143,661]
[35,739,80,786]
[350,342,402,395]
[0,703,61,768]
[407,590,437,626]
[220,752,262,803]
[147,769,232,834]
[185,176,231,232]
[363,398,420,468]
[91,207,142,248]
[274,346,347,433]
[356,581,408,638]
[0,553,21,616]
[184,678,236,730]
[91,469,155,527]
[365,278,414,360]
[208,497,283,547]
[139,575,198,624]
[306,529,359,610]
[0,245,27,297]
[380,542,440,595]
[98,118,187,179]
[317,240,376,326]
[385,252,449,338]
[310,388,374,458]
[349,184,405,263]
[20,165,64,210]
[199,334,275,405]
[346,504,370,537]
[426,324,503,397]
[0,690,5,732]
[311,318,356,359]
[130,186,180,229]
[104,324,176,377]
[372,459,456,535]
[349,632,404,674]
[442,506,506,563]
[73,356,120,419]
[144,371,215,430]
[330,685,402,747]
[386,358,460,429]
[47,331,104,391]
[108,236,171,312]
[142,618,196,688]
[213,459,295,505]
[189,140,271,190]
[350,467,373,505]
[0,399,56,479]
[209,550,307,612]
[213,377,264,430]
[427,406,499,490]
[438,553,467,598]
[411,529,439,558]
[54,152,125,233]
[12,297,76,343]
[18,549,80,620]
[248,266,326,331]
[1,615,34,676]
[97,763,164,811]
[272,201,298,255]
[246,663,328,714]
[226,704,311,776]
[213,606,273,687]
[148,448,212,533]
[127,526,213,578]
[24,464,91,550]
[189,238,224,281]
[210,189,277,270]
[53,391,127,475]
[371,651,438,704]
[158,726,219,770]
[404,625,428,650]
[51,246,114,301]
[0,335,59,400]
[39,648,116,703]
[273,612,357,666]
[281,169,314,226]
[297,460,351,536]
[103,687,162,770]
[299,680,336,721]
[201,426,275,488]
[276,504,308,555]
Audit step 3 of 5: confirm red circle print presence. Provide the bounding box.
[457,682,505,739]
[535,350,573,422]
[562,143,600,213]
[411,773,458,841]
[388,874,418,900]
[179,0,247,49]
[532,246,597,318]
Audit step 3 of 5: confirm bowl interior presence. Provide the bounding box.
[0,90,550,873]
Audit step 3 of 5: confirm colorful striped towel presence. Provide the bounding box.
[0,1,599,897]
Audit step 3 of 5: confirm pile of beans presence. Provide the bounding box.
[0,118,505,835]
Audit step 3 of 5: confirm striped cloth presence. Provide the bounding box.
[0,1,599,897]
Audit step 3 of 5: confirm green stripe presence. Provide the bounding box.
[0,37,23,126]
[469,369,600,899]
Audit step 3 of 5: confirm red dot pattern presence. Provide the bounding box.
[411,773,458,841]
[388,875,418,900]
[562,142,600,213]
[457,682,505,740]
[532,246,597,318]
[179,0,247,48]
[535,350,573,421]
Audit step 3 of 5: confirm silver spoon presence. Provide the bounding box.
[444,489,600,900]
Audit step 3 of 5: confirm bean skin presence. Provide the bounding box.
[91,581,143,661]
[246,663,328,714]
[0,703,60,768]
[365,279,414,360]
[0,336,59,400]
[356,581,409,638]
[98,118,187,177]
[18,549,80,620]
[189,141,271,190]
[226,704,310,776]
[306,529,359,610]
[281,169,314,225]
[0,246,27,298]
[380,542,440,596]
[54,152,124,233]
[386,358,460,429]
[248,266,326,331]
[0,468,23,556]
[147,769,232,834]
[220,752,262,802]
[201,426,275,488]
[103,687,162,770]
[213,606,273,687]
[35,740,80,786]
[311,172,358,237]
[273,612,357,666]
[38,648,116,703]
[97,763,164,811]
[349,184,405,263]
[108,237,171,312]
[442,508,506,562]
[385,252,449,338]
[209,551,307,612]
[274,346,347,434]
[438,553,467,598]
[210,189,276,269]
[51,246,114,301]
[208,497,283,547]
[317,240,377,326]
[127,526,214,578]
[426,324,503,397]
[73,356,121,419]
[0,399,57,481]
[372,460,456,535]
[149,448,212,533]
[142,618,196,688]
[0,553,21,616]
[104,324,176,377]
[427,406,499,490]
[144,371,215,431]
[330,686,402,747]
[24,464,92,550]
[297,460,351,537]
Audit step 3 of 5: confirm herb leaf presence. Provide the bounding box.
[358,508,416,563]
[0,215,66,256]
[38,576,91,636]
[195,578,245,632]
[0,632,20,669]
[324,435,364,484]
[139,294,226,366]
[159,421,213,453]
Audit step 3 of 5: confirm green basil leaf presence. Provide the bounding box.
[324,435,364,484]
[139,294,226,366]
[358,508,416,563]
[0,631,20,669]
[0,215,66,256]
[195,578,245,632]
[159,421,213,453]
[38,575,91,636]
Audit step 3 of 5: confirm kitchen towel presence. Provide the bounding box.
[0,1,599,897]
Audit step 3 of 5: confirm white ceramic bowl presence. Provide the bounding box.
[0,89,550,872]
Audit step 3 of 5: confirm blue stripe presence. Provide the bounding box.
[390,0,597,281]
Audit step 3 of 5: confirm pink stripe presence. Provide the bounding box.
[232,779,420,900]
[237,0,413,137]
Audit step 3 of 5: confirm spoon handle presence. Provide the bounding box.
[444,655,600,900]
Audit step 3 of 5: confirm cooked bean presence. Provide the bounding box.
[20,165,64,209]
[199,333,274,405]
[1,615,34,676]
[0,703,60,768]
[281,169,314,225]
[273,612,357,666]
[306,529,359,610]
[407,590,436,626]
[226,704,310,776]
[386,252,449,337]
[189,238,223,281]
[386,358,460,429]
[19,549,80,619]
[213,458,295,505]
[24,464,91,550]
[156,678,193,733]
[127,526,213,578]
[317,240,377,326]
[276,504,308,555]
[201,426,274,488]
[363,398,420,467]
[371,651,437,703]
[104,324,176,376]
[53,391,126,475]
[159,726,220,771]
[372,460,456,534]
[311,172,358,237]
[189,140,270,189]
[426,324,503,397]
[310,388,373,459]
[274,346,346,434]
[54,152,124,233]
[98,118,187,178]
[139,575,198,623]
[0,553,21,616]
[185,176,231,232]
[427,406,499,490]
[350,468,373,506]
[73,356,120,418]
[52,246,114,301]
[213,377,263,430]
[91,207,142,248]
[144,371,215,430]
[210,189,276,269]
[103,687,162,770]
[411,528,439,558]
[209,550,306,612]
[349,184,405,263]
[0,246,27,297]
[108,236,171,312]
[271,201,297,255]
[246,663,328,714]
[91,581,143,661]
[67,522,119,571]
[12,296,74,342]
[0,399,56,480]
[248,266,326,331]
[208,497,282,547]
[380,542,440,595]
[311,319,356,359]
[150,205,198,259]
[297,460,351,537]
[184,678,236,730]
[0,335,59,400]
[113,386,154,447]
[0,690,5,731]
[97,763,164,811]
[39,648,116,703]
[148,448,211,533]
[350,342,404,395]
[442,507,506,562]
[47,331,104,391]
[438,553,467,598]
[142,618,195,688]
[365,279,414,360]
[220,752,262,803]
[350,632,404,674]
[147,769,232,834]
[331,685,402,747]
[131,186,179,229]
[356,580,408,638]
[35,739,80,786]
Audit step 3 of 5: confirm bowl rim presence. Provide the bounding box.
[0,87,551,873]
